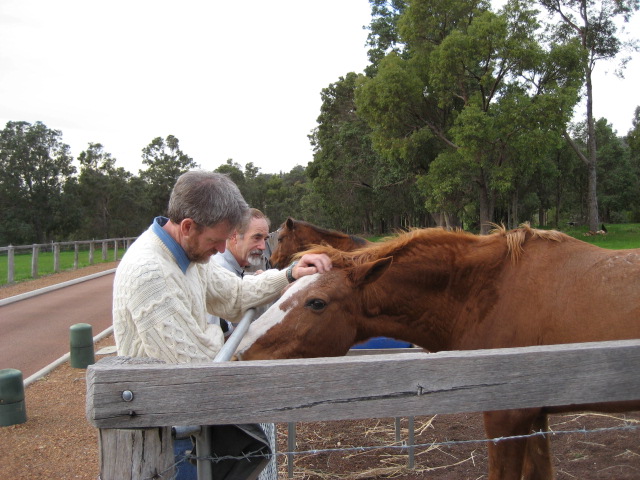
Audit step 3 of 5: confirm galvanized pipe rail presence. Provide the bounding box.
[192,308,257,479]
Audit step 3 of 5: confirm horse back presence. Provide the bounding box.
[465,240,640,349]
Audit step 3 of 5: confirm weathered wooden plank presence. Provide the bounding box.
[98,427,174,480]
[86,339,640,429]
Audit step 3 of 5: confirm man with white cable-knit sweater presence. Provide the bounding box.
[112,170,331,479]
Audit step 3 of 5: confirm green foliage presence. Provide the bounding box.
[365,0,407,75]
[0,121,76,244]
[356,0,586,231]
[140,135,199,217]
[73,143,149,238]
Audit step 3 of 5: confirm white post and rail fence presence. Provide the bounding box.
[85,338,640,480]
[0,237,137,284]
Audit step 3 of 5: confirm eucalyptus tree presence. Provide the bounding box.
[356,0,584,232]
[628,107,640,155]
[627,107,640,220]
[539,0,639,231]
[140,135,198,217]
[214,158,245,187]
[307,73,387,234]
[76,143,119,237]
[365,0,407,75]
[75,143,148,238]
[590,118,637,223]
[0,121,76,244]
[240,161,268,213]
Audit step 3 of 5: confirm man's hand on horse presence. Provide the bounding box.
[292,253,332,280]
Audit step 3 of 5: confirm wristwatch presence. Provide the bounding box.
[286,261,298,283]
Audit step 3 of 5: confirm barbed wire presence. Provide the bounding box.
[136,421,640,479]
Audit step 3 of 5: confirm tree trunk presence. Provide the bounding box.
[478,174,493,234]
[585,61,600,231]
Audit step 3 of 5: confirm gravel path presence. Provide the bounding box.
[0,263,119,480]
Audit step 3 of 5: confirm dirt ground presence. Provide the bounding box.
[1,267,640,479]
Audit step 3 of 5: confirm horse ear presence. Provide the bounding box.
[348,257,392,287]
[286,217,295,230]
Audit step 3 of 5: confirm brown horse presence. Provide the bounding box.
[238,225,640,480]
[269,217,369,268]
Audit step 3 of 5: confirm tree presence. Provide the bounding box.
[307,73,382,233]
[626,106,640,220]
[140,135,198,216]
[74,143,149,238]
[356,0,583,232]
[539,0,640,231]
[365,0,407,76]
[0,121,76,244]
[214,159,245,187]
[239,162,266,213]
[592,118,637,222]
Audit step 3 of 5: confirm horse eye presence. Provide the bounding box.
[305,299,327,311]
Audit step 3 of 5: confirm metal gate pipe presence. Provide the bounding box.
[195,308,257,478]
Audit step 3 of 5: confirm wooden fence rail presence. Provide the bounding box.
[86,339,640,479]
[0,237,137,283]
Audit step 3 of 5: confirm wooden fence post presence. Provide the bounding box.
[31,244,39,278]
[53,243,60,273]
[113,239,118,261]
[89,241,95,265]
[102,241,108,261]
[7,245,14,283]
[98,427,175,480]
[74,242,79,269]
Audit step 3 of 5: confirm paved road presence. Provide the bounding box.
[0,273,115,378]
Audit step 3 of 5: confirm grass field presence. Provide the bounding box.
[0,248,119,286]
[563,223,640,249]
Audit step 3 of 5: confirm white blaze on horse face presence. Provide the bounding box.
[236,274,320,357]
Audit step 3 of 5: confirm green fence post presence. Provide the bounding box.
[70,323,95,368]
[0,369,27,427]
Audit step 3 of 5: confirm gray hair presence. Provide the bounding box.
[237,208,271,236]
[167,170,248,228]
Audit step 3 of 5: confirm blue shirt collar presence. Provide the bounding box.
[218,249,245,277]
[152,216,191,273]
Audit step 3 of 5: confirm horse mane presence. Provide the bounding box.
[491,223,565,262]
[296,223,567,267]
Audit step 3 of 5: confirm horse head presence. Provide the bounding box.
[270,218,370,269]
[269,217,300,268]
[236,256,393,360]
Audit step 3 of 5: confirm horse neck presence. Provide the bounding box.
[308,229,358,250]
[358,236,506,352]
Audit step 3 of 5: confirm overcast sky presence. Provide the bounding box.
[1,1,638,176]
